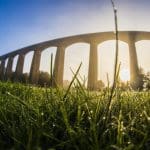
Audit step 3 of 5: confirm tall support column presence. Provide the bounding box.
[128,34,140,89]
[29,49,42,84]
[5,57,14,80]
[53,45,65,87]
[15,53,25,80]
[0,59,6,80]
[87,42,98,90]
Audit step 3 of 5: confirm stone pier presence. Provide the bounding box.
[5,57,14,80]
[128,34,140,89]
[53,46,65,87]
[15,53,25,80]
[29,49,42,84]
[87,42,98,90]
[0,59,6,80]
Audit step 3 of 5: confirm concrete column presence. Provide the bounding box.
[15,53,25,80]
[128,34,140,88]
[0,59,6,80]
[5,57,14,80]
[87,42,98,90]
[53,46,65,87]
[29,49,41,84]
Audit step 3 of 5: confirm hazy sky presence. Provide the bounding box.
[0,0,150,83]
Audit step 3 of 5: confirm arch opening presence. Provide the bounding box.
[64,43,90,87]
[23,51,34,74]
[4,58,9,74]
[98,40,129,85]
[12,55,19,72]
[40,47,57,74]
[136,40,150,74]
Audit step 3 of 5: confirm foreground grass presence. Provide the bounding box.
[0,81,150,150]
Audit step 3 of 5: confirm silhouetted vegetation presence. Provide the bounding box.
[96,80,105,90]
[138,68,150,90]
[38,71,51,86]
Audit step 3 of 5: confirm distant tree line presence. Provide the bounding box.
[1,68,149,90]
[3,71,52,87]
[118,68,150,91]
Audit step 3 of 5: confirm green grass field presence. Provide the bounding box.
[0,81,150,150]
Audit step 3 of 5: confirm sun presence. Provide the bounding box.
[120,68,130,82]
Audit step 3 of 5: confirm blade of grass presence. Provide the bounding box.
[105,0,120,124]
[63,62,82,101]
[50,53,53,87]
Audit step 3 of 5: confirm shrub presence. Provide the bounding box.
[38,71,51,86]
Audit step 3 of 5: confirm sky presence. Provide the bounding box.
[0,0,150,84]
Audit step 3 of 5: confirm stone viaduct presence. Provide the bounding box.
[0,31,150,90]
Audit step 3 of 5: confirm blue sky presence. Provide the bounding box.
[0,0,108,53]
[1,0,150,54]
[0,0,150,83]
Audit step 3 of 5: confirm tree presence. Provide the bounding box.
[38,71,50,86]
[96,80,105,90]
[143,71,150,90]
[136,67,150,90]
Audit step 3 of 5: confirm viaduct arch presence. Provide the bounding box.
[0,31,150,90]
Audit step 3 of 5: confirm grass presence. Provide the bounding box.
[0,81,150,150]
[0,1,149,149]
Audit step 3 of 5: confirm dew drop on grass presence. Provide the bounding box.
[127,141,131,145]
[88,116,91,120]
[103,117,106,120]
[147,117,150,121]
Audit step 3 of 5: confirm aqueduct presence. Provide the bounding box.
[0,31,150,90]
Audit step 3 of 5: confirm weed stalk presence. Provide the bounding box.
[105,0,119,123]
